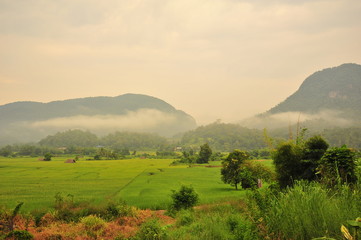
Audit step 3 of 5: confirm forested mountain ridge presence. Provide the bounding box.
[0,93,197,144]
[241,63,361,130]
[268,63,361,116]
[0,94,187,122]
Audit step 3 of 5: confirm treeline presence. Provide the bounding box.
[1,123,360,158]
[270,126,361,149]
[39,130,170,150]
[180,122,267,151]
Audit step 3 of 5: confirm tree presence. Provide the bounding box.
[197,143,212,164]
[239,161,275,189]
[44,153,52,161]
[221,150,249,190]
[171,185,199,210]
[318,146,357,186]
[301,136,329,180]
[272,135,329,188]
[272,141,303,188]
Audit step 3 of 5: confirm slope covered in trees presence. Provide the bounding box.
[0,93,197,144]
[268,63,361,116]
[180,122,266,151]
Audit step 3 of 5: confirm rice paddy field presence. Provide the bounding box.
[0,157,272,211]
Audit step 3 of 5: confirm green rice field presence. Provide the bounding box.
[0,157,272,211]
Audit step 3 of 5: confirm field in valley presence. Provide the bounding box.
[0,156,264,211]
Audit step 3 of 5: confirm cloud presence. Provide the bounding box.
[29,109,177,133]
[0,0,361,124]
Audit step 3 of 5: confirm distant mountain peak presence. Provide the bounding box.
[268,63,361,114]
[0,93,197,144]
[241,63,361,130]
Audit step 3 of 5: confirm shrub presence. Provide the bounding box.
[239,161,275,189]
[44,153,52,161]
[5,230,34,240]
[176,210,195,226]
[80,215,106,238]
[134,218,168,240]
[171,185,199,211]
[318,146,358,186]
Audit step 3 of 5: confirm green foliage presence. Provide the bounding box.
[44,152,52,161]
[80,215,106,238]
[249,181,361,240]
[180,122,267,151]
[39,129,99,148]
[169,204,258,240]
[272,141,303,188]
[5,230,33,240]
[323,127,361,149]
[197,143,212,164]
[171,185,199,211]
[239,161,275,189]
[272,135,329,188]
[134,218,168,240]
[52,193,137,222]
[302,136,329,180]
[100,131,168,150]
[0,145,13,157]
[318,146,358,186]
[176,210,195,227]
[221,150,249,190]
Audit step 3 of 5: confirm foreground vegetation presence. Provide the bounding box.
[0,133,360,239]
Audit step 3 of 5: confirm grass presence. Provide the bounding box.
[0,157,271,211]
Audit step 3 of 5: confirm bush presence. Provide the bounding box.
[318,146,358,186]
[171,185,199,211]
[176,210,195,227]
[134,218,168,240]
[80,215,106,238]
[5,230,34,240]
[239,161,275,189]
[44,153,52,161]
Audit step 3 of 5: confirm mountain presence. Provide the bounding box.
[242,63,361,129]
[268,63,361,116]
[0,93,197,144]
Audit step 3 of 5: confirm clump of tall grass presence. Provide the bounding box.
[169,203,258,240]
[250,181,361,240]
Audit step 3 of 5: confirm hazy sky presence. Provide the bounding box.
[1,0,361,125]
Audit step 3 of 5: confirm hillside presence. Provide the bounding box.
[180,122,266,151]
[242,63,361,130]
[0,94,197,144]
[268,63,361,117]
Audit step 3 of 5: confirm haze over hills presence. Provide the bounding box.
[0,93,197,144]
[241,63,361,130]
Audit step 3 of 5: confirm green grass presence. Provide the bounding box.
[0,157,272,211]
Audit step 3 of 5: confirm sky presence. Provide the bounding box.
[1,0,361,125]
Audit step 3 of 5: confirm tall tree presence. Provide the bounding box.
[197,143,212,164]
[221,150,249,190]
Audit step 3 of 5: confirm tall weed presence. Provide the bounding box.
[254,181,361,240]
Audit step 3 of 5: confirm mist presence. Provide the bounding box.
[240,109,355,130]
[29,109,176,132]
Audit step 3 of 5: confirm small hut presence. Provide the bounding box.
[64,159,76,163]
